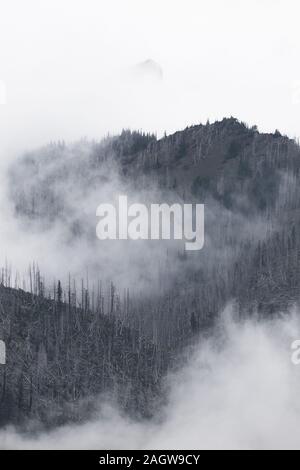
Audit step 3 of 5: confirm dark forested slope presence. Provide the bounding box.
[0,281,165,426]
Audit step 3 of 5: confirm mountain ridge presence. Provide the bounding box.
[2,117,300,428]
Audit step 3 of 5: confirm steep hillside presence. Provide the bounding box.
[0,281,165,427]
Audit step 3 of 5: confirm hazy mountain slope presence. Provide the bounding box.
[3,117,300,427]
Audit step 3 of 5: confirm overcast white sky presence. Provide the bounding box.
[0,0,300,158]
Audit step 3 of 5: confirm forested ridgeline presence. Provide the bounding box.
[3,117,300,427]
